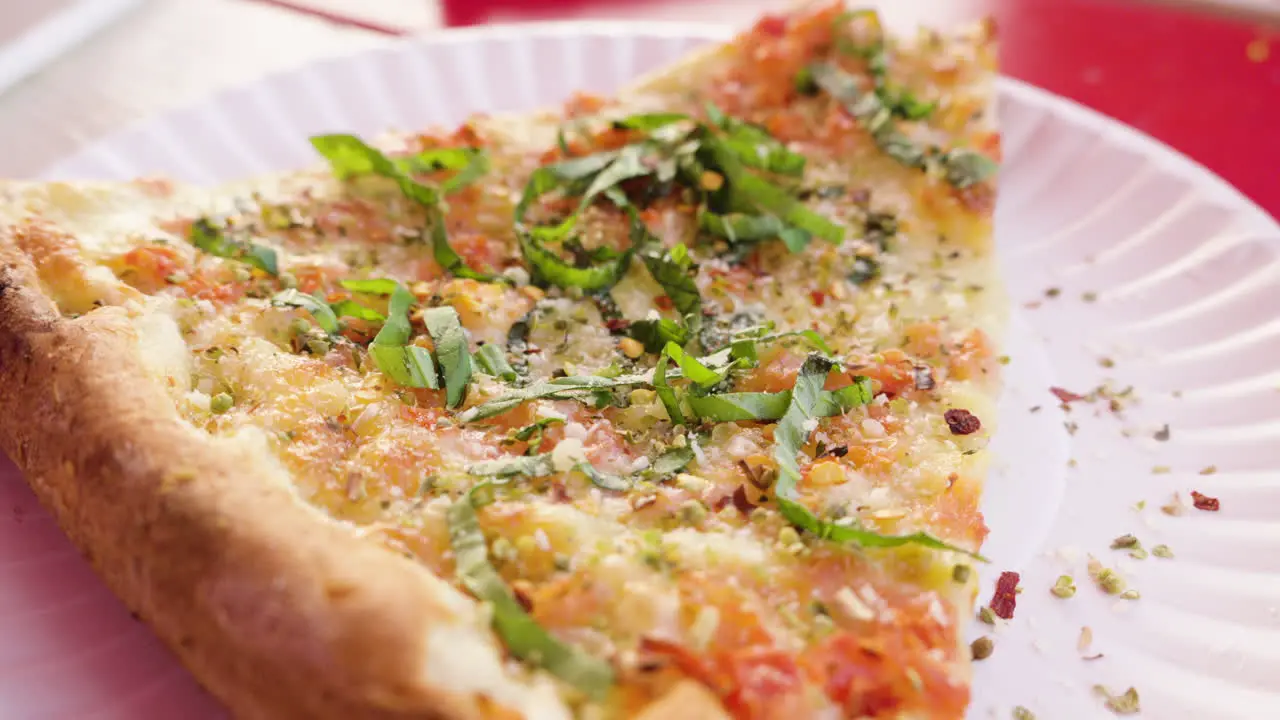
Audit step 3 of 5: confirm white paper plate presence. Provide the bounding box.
[5,21,1279,720]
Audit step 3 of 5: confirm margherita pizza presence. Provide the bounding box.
[0,3,1003,718]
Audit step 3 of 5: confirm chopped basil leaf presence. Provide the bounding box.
[648,446,695,478]
[613,112,690,131]
[633,223,701,319]
[458,374,648,423]
[511,417,564,445]
[768,356,982,558]
[664,342,731,389]
[311,134,441,207]
[366,283,440,389]
[808,63,996,188]
[371,284,416,348]
[421,306,472,409]
[574,462,631,491]
[475,343,517,382]
[653,354,686,426]
[705,102,806,177]
[397,147,490,195]
[699,211,813,254]
[699,137,844,245]
[687,381,871,422]
[272,289,338,334]
[311,134,499,282]
[189,218,278,275]
[368,344,438,389]
[776,497,981,556]
[518,231,633,293]
[340,278,400,295]
[940,148,999,189]
[447,487,614,698]
[329,299,386,323]
[628,318,691,354]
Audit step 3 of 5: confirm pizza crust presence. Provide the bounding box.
[0,233,565,718]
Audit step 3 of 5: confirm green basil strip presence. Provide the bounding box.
[311,134,499,282]
[773,356,844,498]
[686,381,870,422]
[467,453,630,491]
[447,487,614,699]
[769,356,982,558]
[340,278,400,295]
[272,289,338,334]
[311,134,441,207]
[189,218,278,275]
[368,344,439,389]
[394,147,490,195]
[518,231,633,292]
[511,417,564,445]
[637,240,701,317]
[573,462,631,491]
[514,150,620,224]
[699,138,844,245]
[458,374,649,423]
[371,284,416,347]
[475,343,517,382]
[367,284,439,389]
[648,446,695,478]
[705,102,806,177]
[329,299,386,323]
[940,148,999,190]
[614,112,690,131]
[628,318,690,354]
[421,306,472,409]
[653,354,685,426]
[699,211,812,254]
[664,342,730,389]
[808,63,996,189]
[777,498,983,557]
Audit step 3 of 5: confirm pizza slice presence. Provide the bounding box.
[0,2,1002,718]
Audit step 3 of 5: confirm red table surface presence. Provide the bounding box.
[440,0,1280,220]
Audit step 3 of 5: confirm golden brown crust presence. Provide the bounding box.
[0,242,504,719]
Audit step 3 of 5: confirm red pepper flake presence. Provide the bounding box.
[1191,491,1220,512]
[944,408,982,435]
[654,295,674,312]
[990,571,1020,619]
[809,290,827,307]
[604,317,631,332]
[754,13,788,37]
[1050,386,1087,404]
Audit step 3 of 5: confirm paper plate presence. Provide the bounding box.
[4,21,1278,719]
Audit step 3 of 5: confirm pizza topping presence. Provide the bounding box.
[1094,686,1141,715]
[272,289,340,334]
[189,217,279,275]
[209,392,234,415]
[988,570,1019,619]
[421,306,473,408]
[969,635,994,660]
[1087,558,1127,596]
[367,283,440,390]
[1050,386,1086,404]
[944,408,981,435]
[1050,575,1076,599]
[310,134,504,284]
[1191,491,1220,511]
[447,487,614,699]
[1151,544,1174,559]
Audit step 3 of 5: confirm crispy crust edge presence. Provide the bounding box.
[0,240,510,719]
